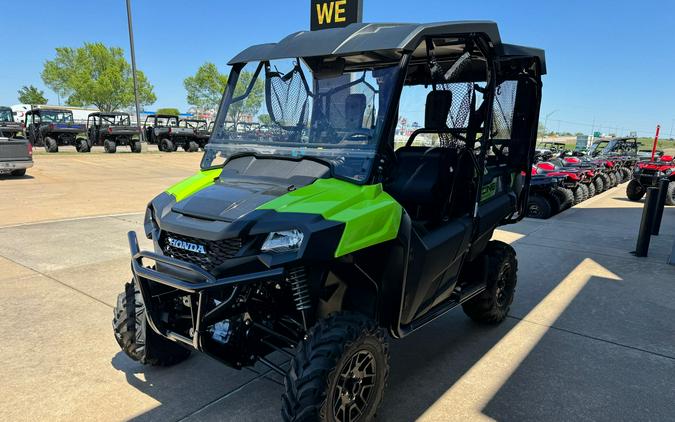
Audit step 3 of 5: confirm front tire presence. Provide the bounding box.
[131,140,142,153]
[77,138,90,153]
[626,180,645,202]
[113,281,191,366]
[462,241,517,324]
[282,312,389,422]
[666,181,675,206]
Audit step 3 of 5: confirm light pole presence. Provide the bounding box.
[126,0,145,148]
[542,109,558,141]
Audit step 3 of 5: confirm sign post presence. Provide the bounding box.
[311,0,363,31]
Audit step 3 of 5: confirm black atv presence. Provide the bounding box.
[113,21,545,421]
[144,114,195,152]
[0,106,24,139]
[178,118,210,151]
[25,108,88,153]
[87,112,142,153]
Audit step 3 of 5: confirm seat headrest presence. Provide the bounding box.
[425,91,453,130]
[345,94,367,129]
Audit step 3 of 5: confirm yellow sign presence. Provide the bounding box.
[311,0,362,31]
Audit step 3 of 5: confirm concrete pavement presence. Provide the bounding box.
[1,154,674,421]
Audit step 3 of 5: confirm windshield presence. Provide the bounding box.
[0,108,13,122]
[181,120,207,130]
[203,59,400,182]
[41,110,74,124]
[100,114,130,125]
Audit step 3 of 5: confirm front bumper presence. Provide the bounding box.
[0,160,33,172]
[128,231,284,351]
[638,174,666,187]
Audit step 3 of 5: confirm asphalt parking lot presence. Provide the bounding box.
[1,151,674,421]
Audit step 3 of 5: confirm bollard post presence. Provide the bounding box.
[651,178,669,236]
[634,187,659,257]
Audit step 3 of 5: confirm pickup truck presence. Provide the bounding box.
[0,137,33,177]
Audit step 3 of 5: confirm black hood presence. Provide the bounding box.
[171,178,293,222]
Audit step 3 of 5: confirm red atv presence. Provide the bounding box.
[626,155,675,205]
[534,161,594,205]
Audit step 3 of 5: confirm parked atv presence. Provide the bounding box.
[534,161,593,205]
[25,108,88,153]
[87,112,142,153]
[626,155,675,205]
[528,172,572,219]
[0,106,24,139]
[178,118,210,150]
[112,21,545,421]
[144,114,195,152]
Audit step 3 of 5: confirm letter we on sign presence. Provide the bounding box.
[310,0,363,31]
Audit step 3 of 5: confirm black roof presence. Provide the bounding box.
[229,21,545,73]
[26,108,72,114]
[89,111,130,117]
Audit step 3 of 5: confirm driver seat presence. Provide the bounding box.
[345,94,367,129]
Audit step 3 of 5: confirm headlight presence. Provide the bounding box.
[261,230,304,253]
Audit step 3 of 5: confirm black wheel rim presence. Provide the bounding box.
[528,203,541,217]
[495,262,513,307]
[332,350,377,422]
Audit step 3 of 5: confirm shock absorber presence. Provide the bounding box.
[288,266,310,329]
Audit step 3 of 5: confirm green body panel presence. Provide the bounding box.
[166,168,222,202]
[258,178,403,257]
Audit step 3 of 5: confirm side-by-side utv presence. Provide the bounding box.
[113,21,545,421]
[144,114,195,152]
[87,112,142,153]
[25,108,88,153]
[0,106,24,138]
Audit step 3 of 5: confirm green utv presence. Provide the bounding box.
[113,21,545,421]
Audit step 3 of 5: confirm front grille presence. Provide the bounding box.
[159,232,242,272]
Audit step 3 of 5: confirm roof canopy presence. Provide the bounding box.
[229,21,545,73]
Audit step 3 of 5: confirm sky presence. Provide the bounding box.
[1,0,674,137]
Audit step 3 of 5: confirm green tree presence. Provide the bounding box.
[229,71,264,125]
[156,108,180,116]
[258,114,272,126]
[183,62,228,111]
[17,85,48,104]
[41,42,156,112]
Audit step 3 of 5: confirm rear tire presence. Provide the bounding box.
[608,172,617,187]
[621,167,632,181]
[45,137,58,153]
[160,138,173,152]
[10,169,26,177]
[587,182,596,197]
[600,173,612,190]
[77,138,90,153]
[131,140,142,153]
[626,180,645,202]
[113,281,191,366]
[666,182,675,206]
[186,141,199,152]
[104,140,117,153]
[527,194,553,219]
[462,241,518,324]
[282,312,389,422]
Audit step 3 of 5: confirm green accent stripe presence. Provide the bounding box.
[258,179,402,257]
[166,168,222,202]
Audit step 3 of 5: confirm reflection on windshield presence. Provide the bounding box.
[204,59,398,182]
[0,109,13,122]
[41,111,74,124]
